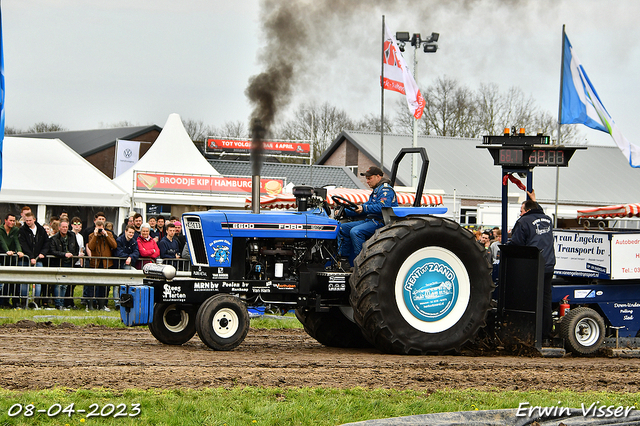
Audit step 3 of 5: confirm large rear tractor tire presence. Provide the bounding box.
[295,307,372,348]
[559,307,605,355]
[196,294,250,351]
[148,303,197,345]
[349,217,494,355]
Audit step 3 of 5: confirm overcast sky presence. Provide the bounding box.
[4,0,639,147]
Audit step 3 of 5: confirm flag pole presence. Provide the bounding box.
[380,15,385,170]
[553,24,567,227]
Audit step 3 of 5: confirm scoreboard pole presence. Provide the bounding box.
[502,170,508,245]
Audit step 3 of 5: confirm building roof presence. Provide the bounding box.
[318,130,640,206]
[209,160,367,190]
[15,125,162,157]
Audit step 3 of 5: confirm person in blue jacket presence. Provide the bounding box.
[338,166,398,266]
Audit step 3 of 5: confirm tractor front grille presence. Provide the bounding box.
[183,215,208,266]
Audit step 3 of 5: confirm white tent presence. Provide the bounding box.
[113,113,245,208]
[0,136,130,207]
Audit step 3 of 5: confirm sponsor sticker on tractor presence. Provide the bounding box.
[403,258,458,322]
[209,239,232,267]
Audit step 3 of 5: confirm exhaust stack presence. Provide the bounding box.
[250,120,265,215]
[251,175,261,214]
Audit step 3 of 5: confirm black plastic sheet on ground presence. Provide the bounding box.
[341,408,640,426]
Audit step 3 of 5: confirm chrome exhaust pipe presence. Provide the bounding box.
[252,175,261,214]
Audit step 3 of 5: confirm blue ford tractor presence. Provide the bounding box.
[120,148,494,354]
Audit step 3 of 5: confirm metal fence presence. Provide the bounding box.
[0,254,190,310]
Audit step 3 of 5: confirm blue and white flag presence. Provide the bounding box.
[0,4,4,189]
[561,33,640,167]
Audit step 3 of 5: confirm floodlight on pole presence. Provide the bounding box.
[395,31,439,188]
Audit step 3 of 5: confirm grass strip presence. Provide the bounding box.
[0,388,637,426]
[0,307,302,329]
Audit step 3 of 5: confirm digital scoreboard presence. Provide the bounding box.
[496,147,571,167]
[480,133,584,168]
[478,129,585,248]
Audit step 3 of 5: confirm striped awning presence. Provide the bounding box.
[245,193,298,210]
[577,203,640,219]
[327,188,443,207]
[245,188,443,210]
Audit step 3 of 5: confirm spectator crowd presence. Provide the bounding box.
[0,207,190,311]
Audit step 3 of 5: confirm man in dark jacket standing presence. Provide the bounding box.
[18,212,49,307]
[115,225,140,269]
[0,213,24,307]
[509,191,555,344]
[158,223,180,260]
[49,218,79,309]
[0,213,24,264]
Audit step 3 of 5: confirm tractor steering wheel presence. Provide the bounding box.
[331,195,358,220]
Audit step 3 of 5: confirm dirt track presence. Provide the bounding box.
[1,322,640,392]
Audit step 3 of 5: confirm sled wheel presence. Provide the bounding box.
[148,303,197,345]
[349,216,494,355]
[196,294,250,351]
[295,307,372,348]
[559,307,605,355]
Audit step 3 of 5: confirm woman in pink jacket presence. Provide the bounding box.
[137,223,160,268]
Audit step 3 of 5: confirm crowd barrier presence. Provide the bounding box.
[0,254,191,310]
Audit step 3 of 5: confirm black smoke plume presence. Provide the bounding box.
[245,1,307,177]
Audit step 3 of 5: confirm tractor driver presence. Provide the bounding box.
[338,166,398,266]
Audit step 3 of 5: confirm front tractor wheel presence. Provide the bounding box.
[295,307,371,348]
[349,216,494,355]
[196,294,250,351]
[148,303,197,345]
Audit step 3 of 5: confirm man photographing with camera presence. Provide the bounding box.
[87,219,117,311]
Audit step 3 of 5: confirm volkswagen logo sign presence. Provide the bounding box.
[123,148,133,158]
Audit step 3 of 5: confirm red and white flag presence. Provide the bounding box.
[382,24,425,119]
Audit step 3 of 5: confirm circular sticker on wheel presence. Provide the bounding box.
[395,247,470,333]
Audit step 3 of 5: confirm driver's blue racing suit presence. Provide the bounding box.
[338,178,397,265]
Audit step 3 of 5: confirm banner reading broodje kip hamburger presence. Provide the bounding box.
[135,172,285,195]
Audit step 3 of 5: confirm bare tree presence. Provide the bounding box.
[99,120,139,128]
[221,121,248,139]
[393,97,415,135]
[420,76,475,137]
[557,124,585,145]
[474,83,536,137]
[352,112,394,134]
[450,85,478,137]
[182,118,211,142]
[395,77,584,143]
[500,86,537,132]
[530,110,584,145]
[474,83,505,136]
[5,126,23,135]
[207,120,249,140]
[26,122,66,133]
[277,102,354,162]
